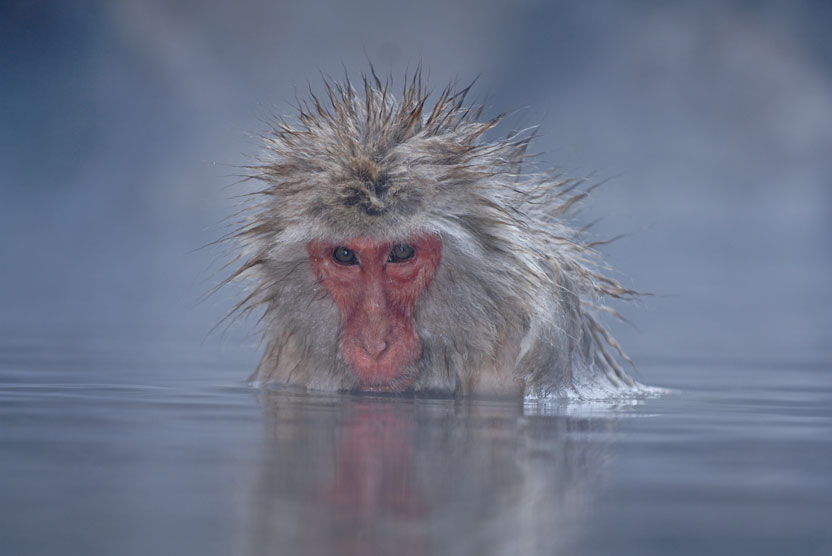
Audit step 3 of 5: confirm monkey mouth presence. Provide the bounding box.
[350,361,418,393]
[355,374,418,393]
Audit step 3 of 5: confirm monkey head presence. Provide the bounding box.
[231,73,640,398]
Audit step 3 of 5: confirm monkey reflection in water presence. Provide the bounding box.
[230,71,647,399]
[241,392,617,556]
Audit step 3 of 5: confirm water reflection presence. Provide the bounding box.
[244,391,621,556]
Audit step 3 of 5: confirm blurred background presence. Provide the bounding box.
[1,0,830,382]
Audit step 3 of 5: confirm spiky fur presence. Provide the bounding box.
[229,71,643,399]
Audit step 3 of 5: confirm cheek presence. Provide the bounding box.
[319,277,361,315]
[307,248,360,310]
[385,238,443,309]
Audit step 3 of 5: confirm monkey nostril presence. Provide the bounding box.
[360,338,389,359]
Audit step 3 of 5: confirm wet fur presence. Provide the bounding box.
[229,71,641,398]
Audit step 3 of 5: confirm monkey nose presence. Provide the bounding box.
[360,337,389,359]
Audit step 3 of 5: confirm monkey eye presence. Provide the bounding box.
[332,247,358,265]
[388,244,415,263]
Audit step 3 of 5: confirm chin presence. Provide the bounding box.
[351,366,419,394]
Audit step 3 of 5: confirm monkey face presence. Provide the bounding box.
[307,234,442,392]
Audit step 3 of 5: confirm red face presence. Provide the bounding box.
[307,234,442,392]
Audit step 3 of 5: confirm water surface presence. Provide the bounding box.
[1,335,830,556]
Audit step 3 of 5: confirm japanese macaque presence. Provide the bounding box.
[229,71,643,398]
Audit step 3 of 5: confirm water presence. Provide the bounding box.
[2,4,831,554]
[2,335,830,556]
